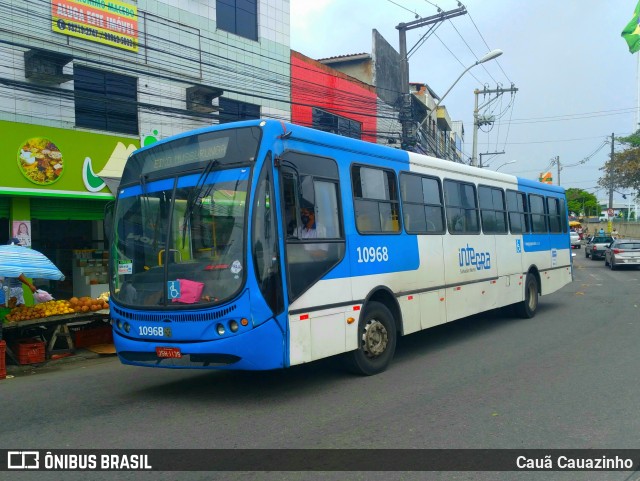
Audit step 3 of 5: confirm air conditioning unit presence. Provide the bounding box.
[24,49,73,84]
[186,85,223,113]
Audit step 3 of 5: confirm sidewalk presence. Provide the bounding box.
[4,346,116,377]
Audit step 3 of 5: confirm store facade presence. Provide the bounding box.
[0,120,138,299]
[1,0,292,304]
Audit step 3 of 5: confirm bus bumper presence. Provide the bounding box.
[113,318,285,370]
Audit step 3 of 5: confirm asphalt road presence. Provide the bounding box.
[2,252,640,481]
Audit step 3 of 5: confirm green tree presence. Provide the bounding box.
[565,188,599,218]
[598,132,640,197]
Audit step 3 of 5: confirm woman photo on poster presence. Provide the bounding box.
[14,221,31,247]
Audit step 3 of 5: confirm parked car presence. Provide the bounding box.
[570,231,581,249]
[585,236,614,260]
[604,239,640,270]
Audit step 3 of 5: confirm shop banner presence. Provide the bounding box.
[51,0,138,52]
[0,120,139,199]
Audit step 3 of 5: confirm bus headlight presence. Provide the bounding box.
[216,323,225,336]
[229,320,239,332]
[124,322,130,333]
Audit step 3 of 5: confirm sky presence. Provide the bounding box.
[289,0,639,207]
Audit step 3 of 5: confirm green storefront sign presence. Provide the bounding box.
[0,120,139,198]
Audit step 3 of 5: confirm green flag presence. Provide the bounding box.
[622,0,640,53]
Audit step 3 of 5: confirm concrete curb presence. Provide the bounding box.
[5,348,115,376]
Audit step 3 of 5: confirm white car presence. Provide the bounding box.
[604,239,640,270]
[570,231,581,249]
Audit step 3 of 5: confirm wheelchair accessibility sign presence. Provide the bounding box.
[168,280,181,299]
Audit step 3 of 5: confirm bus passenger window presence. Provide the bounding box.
[444,180,479,234]
[352,165,400,234]
[400,172,444,234]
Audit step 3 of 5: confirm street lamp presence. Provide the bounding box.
[421,49,503,157]
[434,49,503,111]
[494,160,516,171]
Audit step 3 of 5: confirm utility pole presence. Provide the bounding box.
[478,151,505,168]
[471,84,518,166]
[397,6,467,151]
[555,156,561,186]
[609,132,615,210]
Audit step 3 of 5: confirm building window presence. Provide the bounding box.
[399,172,444,234]
[312,108,362,140]
[478,185,507,234]
[218,98,260,124]
[352,166,400,233]
[216,0,258,40]
[444,180,479,234]
[74,66,138,135]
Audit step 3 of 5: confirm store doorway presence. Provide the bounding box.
[30,220,101,299]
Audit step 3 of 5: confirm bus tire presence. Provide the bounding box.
[515,273,538,319]
[344,301,397,376]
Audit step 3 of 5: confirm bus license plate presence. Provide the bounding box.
[156,347,182,358]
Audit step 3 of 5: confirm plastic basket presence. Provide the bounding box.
[11,338,46,365]
[0,340,6,379]
[71,325,113,348]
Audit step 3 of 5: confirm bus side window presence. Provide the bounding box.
[352,165,400,234]
[282,172,299,237]
[280,150,345,301]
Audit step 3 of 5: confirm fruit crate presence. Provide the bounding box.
[0,340,6,379]
[71,324,113,348]
[11,338,46,365]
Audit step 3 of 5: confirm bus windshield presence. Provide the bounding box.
[111,167,249,308]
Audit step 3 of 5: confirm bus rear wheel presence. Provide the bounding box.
[515,273,539,319]
[344,301,397,376]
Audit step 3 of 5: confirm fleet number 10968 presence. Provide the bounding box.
[139,326,164,336]
[356,246,389,263]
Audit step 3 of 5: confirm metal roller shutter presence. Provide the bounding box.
[30,198,108,220]
[0,197,9,218]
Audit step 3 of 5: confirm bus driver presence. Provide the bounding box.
[297,207,329,259]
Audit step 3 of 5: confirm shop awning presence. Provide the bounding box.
[96,141,137,194]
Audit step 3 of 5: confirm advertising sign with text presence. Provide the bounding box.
[51,0,138,52]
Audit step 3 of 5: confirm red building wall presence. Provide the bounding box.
[291,51,377,143]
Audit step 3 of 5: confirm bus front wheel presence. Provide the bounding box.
[344,301,397,376]
[515,273,539,319]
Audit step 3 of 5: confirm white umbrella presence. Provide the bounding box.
[0,244,65,280]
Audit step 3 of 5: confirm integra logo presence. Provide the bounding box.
[458,244,491,271]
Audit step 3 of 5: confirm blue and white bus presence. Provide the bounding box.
[109,119,572,375]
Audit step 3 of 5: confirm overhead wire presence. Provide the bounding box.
[1,0,633,151]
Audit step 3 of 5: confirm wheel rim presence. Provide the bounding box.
[527,281,538,311]
[362,320,388,358]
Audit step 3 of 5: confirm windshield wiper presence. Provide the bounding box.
[182,158,219,248]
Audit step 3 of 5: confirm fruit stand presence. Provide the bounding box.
[1,296,111,366]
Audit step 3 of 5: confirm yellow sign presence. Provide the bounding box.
[51,0,138,52]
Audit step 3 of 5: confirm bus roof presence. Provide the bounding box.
[124,119,564,196]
